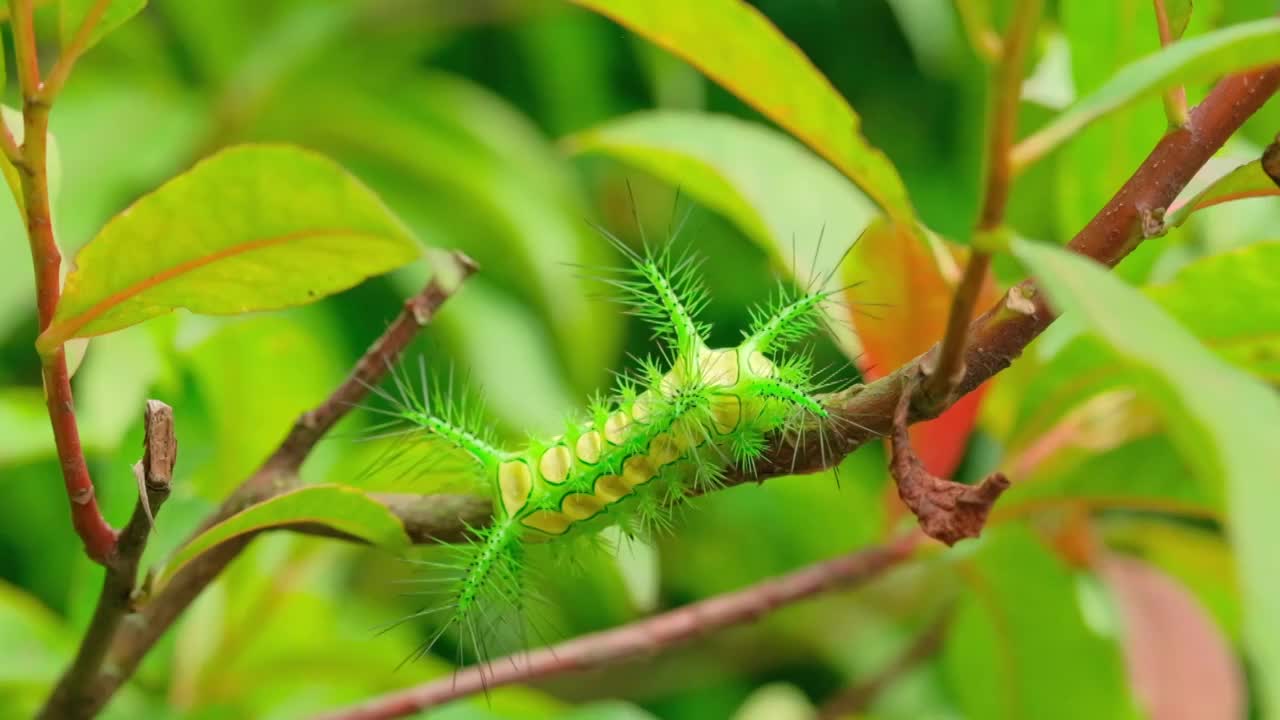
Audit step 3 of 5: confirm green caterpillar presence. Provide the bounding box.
[381,233,841,663]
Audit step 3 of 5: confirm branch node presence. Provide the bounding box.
[891,369,1009,546]
[71,487,94,505]
[1139,206,1168,238]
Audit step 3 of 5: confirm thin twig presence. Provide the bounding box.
[70,252,477,719]
[39,401,177,720]
[0,114,22,166]
[1152,0,1190,127]
[311,535,921,720]
[40,0,114,105]
[919,0,1040,413]
[8,0,120,564]
[8,0,41,99]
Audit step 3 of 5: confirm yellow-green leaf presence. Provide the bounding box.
[1013,239,1280,716]
[162,485,409,583]
[1016,18,1280,170]
[567,110,878,286]
[38,144,421,353]
[60,0,147,52]
[569,0,915,225]
[1166,159,1280,228]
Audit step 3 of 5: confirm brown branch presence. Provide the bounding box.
[311,535,921,720]
[7,0,120,564]
[71,64,1280,718]
[39,401,176,720]
[919,0,1039,413]
[70,252,476,719]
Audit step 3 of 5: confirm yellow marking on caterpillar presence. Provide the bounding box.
[522,510,572,535]
[562,493,606,520]
[747,351,774,377]
[711,395,742,434]
[623,455,657,487]
[631,394,653,424]
[649,432,680,465]
[576,431,603,464]
[499,461,532,517]
[595,475,630,502]
[700,348,740,387]
[605,411,631,444]
[539,445,573,484]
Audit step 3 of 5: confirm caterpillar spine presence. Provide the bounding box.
[385,237,841,664]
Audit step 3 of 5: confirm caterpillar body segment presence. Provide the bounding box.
[389,244,839,665]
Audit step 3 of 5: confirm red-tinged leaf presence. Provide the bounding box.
[843,219,999,476]
[1100,553,1245,720]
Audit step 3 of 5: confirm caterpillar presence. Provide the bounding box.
[376,230,846,667]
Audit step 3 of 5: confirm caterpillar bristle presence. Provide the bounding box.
[373,219,864,671]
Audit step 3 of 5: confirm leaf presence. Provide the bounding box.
[60,0,148,52]
[39,144,421,352]
[162,486,409,582]
[1163,0,1195,40]
[1016,17,1280,169]
[943,526,1137,719]
[1165,159,1280,228]
[843,218,998,476]
[1145,241,1280,379]
[567,110,877,357]
[1104,520,1242,643]
[1099,553,1245,720]
[252,69,622,391]
[1013,239,1280,716]
[568,0,916,225]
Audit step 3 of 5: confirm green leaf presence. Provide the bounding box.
[1146,241,1280,379]
[39,144,421,352]
[566,110,877,288]
[944,526,1137,719]
[1162,0,1195,40]
[162,486,409,582]
[1165,159,1280,228]
[1013,239,1280,716]
[1016,17,1280,169]
[569,0,916,225]
[59,0,148,52]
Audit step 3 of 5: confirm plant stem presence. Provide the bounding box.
[921,0,1040,412]
[8,0,120,563]
[39,401,177,720]
[312,535,921,720]
[1153,0,1191,127]
[41,0,115,104]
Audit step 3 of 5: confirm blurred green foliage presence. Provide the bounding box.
[2,1,1279,718]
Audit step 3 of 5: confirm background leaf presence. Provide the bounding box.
[1019,17,1280,169]
[1166,159,1280,228]
[942,526,1137,720]
[1014,239,1280,716]
[162,485,409,583]
[41,144,421,350]
[60,0,148,51]
[569,0,916,225]
[1099,553,1244,720]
